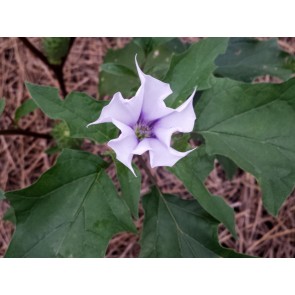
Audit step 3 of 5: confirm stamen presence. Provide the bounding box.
[134,122,152,140]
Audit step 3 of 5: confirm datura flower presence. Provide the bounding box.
[87,57,196,175]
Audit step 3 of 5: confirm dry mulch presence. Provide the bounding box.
[0,37,294,258]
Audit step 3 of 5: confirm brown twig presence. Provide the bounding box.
[18,37,50,66]
[18,37,76,97]
[0,129,51,139]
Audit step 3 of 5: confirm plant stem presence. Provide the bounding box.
[18,37,50,66]
[0,129,52,139]
[18,37,76,97]
[137,156,158,187]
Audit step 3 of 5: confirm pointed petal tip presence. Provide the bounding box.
[186,87,197,103]
[192,87,197,96]
[149,138,197,169]
[86,122,95,128]
[123,160,136,176]
[134,54,145,82]
[134,53,139,68]
[131,167,137,177]
[86,118,102,128]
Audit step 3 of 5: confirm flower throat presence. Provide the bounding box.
[134,122,152,140]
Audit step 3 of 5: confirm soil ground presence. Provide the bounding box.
[0,37,294,258]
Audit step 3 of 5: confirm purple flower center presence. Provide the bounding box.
[134,121,153,140]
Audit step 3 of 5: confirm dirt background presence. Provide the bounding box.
[0,37,294,258]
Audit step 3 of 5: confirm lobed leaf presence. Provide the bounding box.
[26,83,117,143]
[169,146,236,238]
[140,187,246,258]
[5,149,136,258]
[196,78,295,215]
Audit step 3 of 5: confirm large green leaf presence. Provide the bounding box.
[169,146,236,238]
[26,83,117,143]
[140,188,246,258]
[0,98,5,116]
[115,161,141,219]
[164,38,229,107]
[5,149,136,258]
[196,78,295,215]
[14,99,38,123]
[99,38,187,98]
[215,38,295,82]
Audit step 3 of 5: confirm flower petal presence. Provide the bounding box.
[148,89,196,153]
[133,138,193,168]
[135,57,173,122]
[108,120,138,175]
[152,127,177,147]
[87,91,143,128]
[154,88,197,135]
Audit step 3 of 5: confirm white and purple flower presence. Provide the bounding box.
[88,57,196,175]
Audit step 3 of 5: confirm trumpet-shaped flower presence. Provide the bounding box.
[87,58,196,175]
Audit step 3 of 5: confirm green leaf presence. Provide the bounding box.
[217,155,238,180]
[142,38,187,79]
[140,187,246,258]
[215,38,295,82]
[115,161,141,219]
[165,38,229,107]
[99,38,187,98]
[196,78,295,215]
[5,149,136,258]
[0,189,5,200]
[99,41,144,98]
[3,207,16,224]
[0,98,5,116]
[100,63,138,78]
[169,146,236,238]
[26,83,117,143]
[14,99,38,123]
